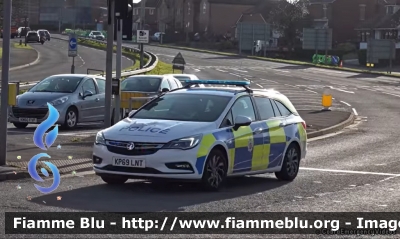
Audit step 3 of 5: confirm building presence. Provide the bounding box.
[156,0,264,36]
[308,0,380,44]
[132,0,158,32]
[355,0,400,49]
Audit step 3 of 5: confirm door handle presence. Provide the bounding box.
[95,98,100,102]
[254,128,263,134]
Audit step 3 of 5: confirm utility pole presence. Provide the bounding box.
[115,12,123,123]
[0,0,12,166]
[140,0,146,68]
[104,0,115,128]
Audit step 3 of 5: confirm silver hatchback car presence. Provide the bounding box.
[9,74,113,129]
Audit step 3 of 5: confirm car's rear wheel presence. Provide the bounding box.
[62,107,78,129]
[13,123,28,129]
[201,149,227,191]
[101,175,128,184]
[275,143,300,181]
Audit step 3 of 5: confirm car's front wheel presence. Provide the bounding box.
[201,149,227,191]
[62,107,78,129]
[13,123,28,129]
[101,175,128,184]
[275,143,300,181]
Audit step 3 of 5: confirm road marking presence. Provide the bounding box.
[192,69,201,72]
[78,54,85,67]
[300,167,400,176]
[186,63,194,66]
[256,83,263,88]
[305,89,317,94]
[215,69,228,72]
[229,73,242,77]
[260,78,278,83]
[232,68,248,73]
[340,101,351,106]
[300,77,321,82]
[284,84,298,88]
[274,69,289,73]
[352,108,358,115]
[330,87,354,94]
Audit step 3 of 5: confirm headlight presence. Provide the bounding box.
[50,96,69,106]
[163,134,202,150]
[95,131,106,145]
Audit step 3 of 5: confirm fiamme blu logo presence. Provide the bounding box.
[27,103,61,194]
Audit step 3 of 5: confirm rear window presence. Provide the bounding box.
[174,76,191,86]
[28,32,36,36]
[121,77,161,92]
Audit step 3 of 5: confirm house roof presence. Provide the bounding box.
[356,10,400,29]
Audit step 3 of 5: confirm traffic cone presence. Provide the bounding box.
[339,60,343,67]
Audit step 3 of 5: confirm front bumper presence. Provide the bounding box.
[8,106,66,125]
[92,143,204,180]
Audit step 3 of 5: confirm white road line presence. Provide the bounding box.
[274,69,289,73]
[186,63,194,66]
[232,68,248,73]
[193,69,201,72]
[304,89,317,94]
[274,72,291,76]
[340,101,351,106]
[260,78,278,83]
[284,84,298,88]
[352,108,358,116]
[330,87,354,94]
[300,77,321,82]
[229,73,242,77]
[256,83,263,88]
[300,167,400,176]
[215,69,228,72]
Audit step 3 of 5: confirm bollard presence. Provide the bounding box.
[19,39,22,45]
[321,87,332,111]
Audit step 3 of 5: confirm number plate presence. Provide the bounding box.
[112,157,145,168]
[19,118,37,123]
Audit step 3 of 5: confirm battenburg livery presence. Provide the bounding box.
[92,80,307,191]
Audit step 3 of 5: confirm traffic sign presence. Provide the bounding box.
[68,34,78,57]
[137,30,149,44]
[172,52,186,65]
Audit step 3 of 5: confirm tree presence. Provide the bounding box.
[269,0,312,51]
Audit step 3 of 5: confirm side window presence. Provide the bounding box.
[271,100,281,117]
[96,79,105,93]
[160,79,170,90]
[82,79,97,94]
[221,110,233,127]
[168,78,178,89]
[231,96,256,121]
[175,78,182,88]
[254,97,275,120]
[274,100,292,116]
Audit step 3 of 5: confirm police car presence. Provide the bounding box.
[93,80,307,191]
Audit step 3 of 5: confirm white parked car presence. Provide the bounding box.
[92,80,307,191]
[164,74,204,87]
[88,31,105,40]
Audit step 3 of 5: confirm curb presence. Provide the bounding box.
[0,170,30,182]
[149,44,400,78]
[306,112,356,139]
[0,46,41,73]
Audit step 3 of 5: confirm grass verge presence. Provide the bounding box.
[154,44,400,78]
[12,42,32,49]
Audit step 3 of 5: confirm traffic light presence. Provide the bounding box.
[114,0,133,41]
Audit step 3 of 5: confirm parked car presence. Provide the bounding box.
[18,27,31,38]
[164,74,204,87]
[88,31,105,40]
[9,74,115,129]
[38,29,51,41]
[25,31,40,43]
[150,32,164,42]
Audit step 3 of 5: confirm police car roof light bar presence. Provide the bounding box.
[184,80,252,93]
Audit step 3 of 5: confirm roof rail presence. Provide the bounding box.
[183,80,252,93]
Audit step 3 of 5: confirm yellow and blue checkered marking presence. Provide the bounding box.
[195,120,306,175]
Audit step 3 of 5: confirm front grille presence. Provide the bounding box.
[12,107,48,119]
[106,140,164,156]
[97,165,162,174]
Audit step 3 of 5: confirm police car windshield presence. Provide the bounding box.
[132,93,231,122]
[121,77,161,92]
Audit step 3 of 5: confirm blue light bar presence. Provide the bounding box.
[184,80,250,86]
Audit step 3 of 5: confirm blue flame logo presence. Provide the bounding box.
[28,103,61,194]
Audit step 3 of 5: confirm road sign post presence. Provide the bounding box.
[172,52,186,73]
[68,34,78,74]
[137,30,149,69]
[104,0,115,128]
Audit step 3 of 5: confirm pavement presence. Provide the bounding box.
[2,36,399,238]
[0,40,38,68]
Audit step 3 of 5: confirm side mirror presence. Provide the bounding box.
[83,90,93,99]
[233,115,252,131]
[160,88,169,93]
